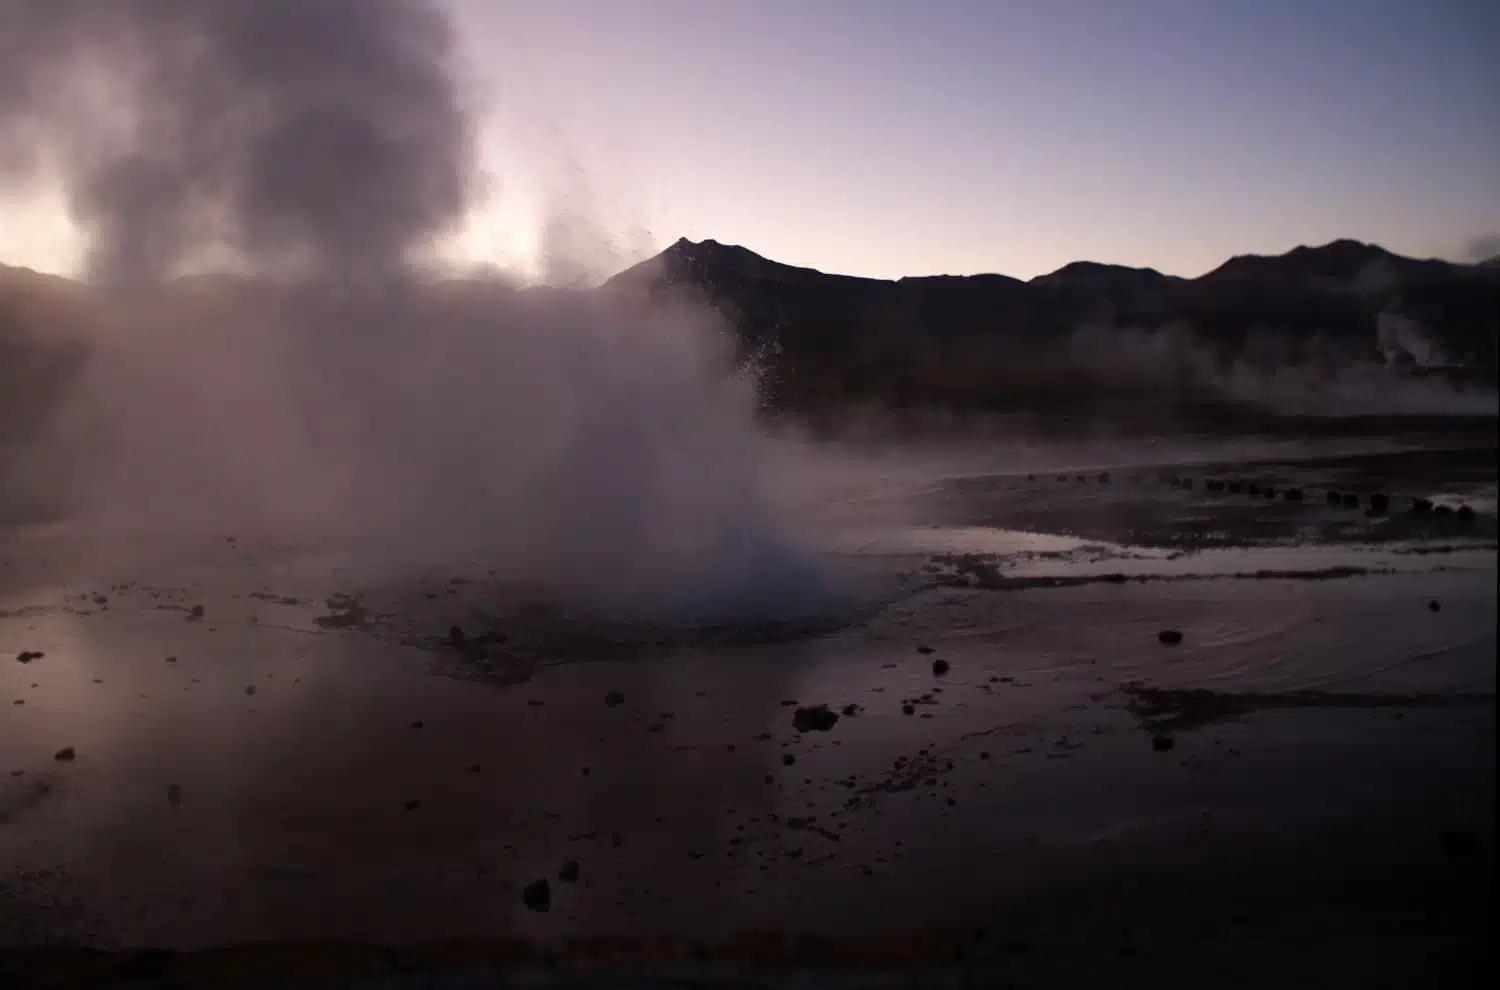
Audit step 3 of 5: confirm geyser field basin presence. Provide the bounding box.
[2,492,1492,949]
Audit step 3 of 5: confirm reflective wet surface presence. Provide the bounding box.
[1,439,1494,984]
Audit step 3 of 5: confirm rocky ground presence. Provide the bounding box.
[1,439,1494,987]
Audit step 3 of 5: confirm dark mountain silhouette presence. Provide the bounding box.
[607,237,1498,414]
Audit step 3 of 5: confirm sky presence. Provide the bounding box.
[3,0,1498,282]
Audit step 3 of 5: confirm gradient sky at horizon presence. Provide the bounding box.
[3,0,1498,281]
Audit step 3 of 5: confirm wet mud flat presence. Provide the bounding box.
[1,443,1496,987]
[919,441,1497,550]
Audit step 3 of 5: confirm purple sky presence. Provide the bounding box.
[3,0,1496,281]
[453,0,1500,279]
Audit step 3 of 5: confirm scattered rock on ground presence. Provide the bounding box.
[932,659,951,676]
[916,646,935,655]
[54,747,76,762]
[522,878,551,912]
[15,651,41,664]
[792,705,840,733]
[782,754,796,766]
[1157,629,1184,646]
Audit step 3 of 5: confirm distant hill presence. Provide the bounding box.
[607,237,1498,413]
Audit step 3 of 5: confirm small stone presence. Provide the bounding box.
[931,659,950,676]
[1342,493,1359,509]
[792,705,839,733]
[1428,600,1441,612]
[167,784,182,807]
[902,704,915,716]
[189,605,205,620]
[558,860,579,883]
[523,878,551,912]
[782,754,796,766]
[245,685,256,696]
[165,656,177,663]
[1151,734,1175,752]
[447,625,465,645]
[409,720,424,730]
[1158,629,1184,646]
[54,747,76,762]
[1456,505,1476,523]
[1368,493,1390,515]
[605,690,625,708]
[1284,488,1303,501]
[467,763,481,773]
[404,799,421,811]
[1326,491,1342,506]
[15,651,42,664]
[916,646,934,655]
[841,703,860,717]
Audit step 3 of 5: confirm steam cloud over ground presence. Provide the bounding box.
[0,0,827,621]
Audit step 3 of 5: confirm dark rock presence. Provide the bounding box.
[15,651,41,664]
[1410,498,1434,515]
[1206,480,1226,492]
[1342,493,1359,509]
[1228,482,1243,494]
[1434,505,1454,518]
[1179,478,1194,490]
[409,720,424,730]
[605,690,625,708]
[902,704,916,715]
[447,625,465,645]
[1262,488,1277,500]
[932,659,951,676]
[1157,629,1184,646]
[404,799,421,811]
[792,705,839,733]
[840,703,860,717]
[467,763,482,773]
[1151,734,1175,752]
[54,747,76,761]
[917,645,935,654]
[1455,505,1476,522]
[189,605,205,620]
[1075,475,1087,483]
[1284,488,1304,501]
[558,859,579,883]
[1326,491,1343,506]
[1428,600,1441,612]
[1368,493,1390,515]
[244,685,256,696]
[522,878,552,912]
[782,753,796,766]
[1097,472,1111,483]
[1026,474,1036,482]
[1440,829,1477,859]
[1246,484,1260,496]
[167,784,182,808]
